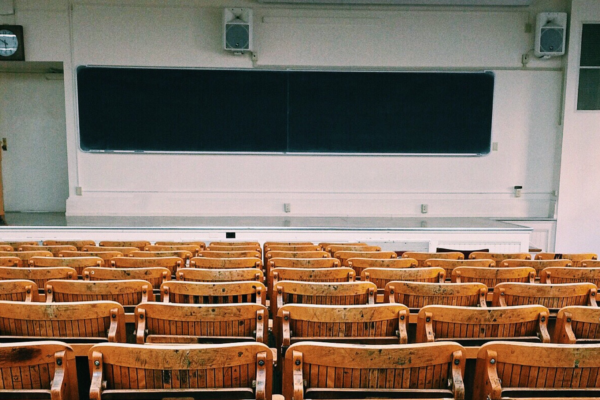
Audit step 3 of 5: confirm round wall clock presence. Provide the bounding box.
[0,25,24,61]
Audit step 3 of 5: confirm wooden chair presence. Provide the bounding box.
[190,257,263,270]
[284,342,466,400]
[265,244,321,253]
[0,250,53,264]
[469,251,531,265]
[266,250,330,261]
[110,256,182,275]
[425,259,495,279]
[0,256,21,266]
[362,267,446,292]
[317,242,369,249]
[0,241,37,248]
[385,281,488,309]
[43,239,96,250]
[492,282,598,310]
[145,244,202,256]
[155,241,206,249]
[0,244,14,251]
[134,303,268,344]
[98,240,150,250]
[207,244,262,253]
[264,242,314,252]
[0,341,78,400]
[130,250,193,264]
[540,267,600,286]
[581,260,600,268]
[59,250,124,262]
[554,306,600,343]
[326,244,381,254]
[46,279,154,308]
[500,258,572,275]
[266,258,340,289]
[83,266,171,290]
[451,267,536,289]
[0,266,77,288]
[0,279,39,301]
[271,267,355,299]
[273,281,376,318]
[0,300,126,343]
[197,250,261,259]
[83,245,139,255]
[416,305,551,345]
[29,256,104,276]
[347,258,417,277]
[177,268,264,283]
[403,251,464,267]
[334,251,397,267]
[473,342,600,399]
[19,244,77,256]
[535,252,598,267]
[89,342,273,400]
[210,241,260,246]
[161,280,266,305]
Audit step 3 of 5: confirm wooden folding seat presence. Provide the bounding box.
[0,300,126,342]
[131,250,193,264]
[98,240,150,250]
[0,250,53,264]
[403,251,464,267]
[134,302,268,344]
[59,250,124,262]
[211,241,261,246]
[265,244,321,253]
[155,240,206,249]
[334,251,397,267]
[19,244,77,256]
[425,258,495,278]
[581,260,600,267]
[492,282,598,310]
[554,306,600,343]
[540,267,600,285]
[469,251,531,265]
[264,241,314,251]
[161,280,267,305]
[145,244,202,256]
[46,279,154,308]
[197,250,261,259]
[0,255,21,266]
[500,258,572,275]
[317,242,368,249]
[266,258,339,286]
[266,250,329,260]
[207,244,262,253]
[451,266,536,289]
[271,267,355,298]
[473,342,600,399]
[190,256,263,269]
[326,244,381,254]
[0,279,39,301]
[0,244,13,251]
[177,268,264,282]
[110,256,182,275]
[416,305,551,345]
[535,252,598,267]
[43,239,96,250]
[347,257,417,276]
[89,342,272,400]
[284,341,466,400]
[362,267,446,292]
[83,245,139,255]
[83,266,171,289]
[0,241,37,248]
[0,341,78,400]
[0,266,77,288]
[273,281,376,317]
[29,255,104,276]
[385,281,488,309]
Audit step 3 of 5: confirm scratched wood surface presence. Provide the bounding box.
[198,250,262,259]
[425,259,495,280]
[536,252,598,267]
[469,252,531,265]
[326,245,381,255]
[271,267,354,299]
[46,279,154,306]
[554,306,600,343]
[177,268,264,283]
[266,251,330,261]
[84,266,171,289]
[540,267,600,286]
[145,244,202,256]
[30,256,104,276]
[0,250,53,263]
[265,244,321,253]
[362,267,446,290]
[135,303,268,344]
[492,282,598,309]
[347,258,417,277]
[131,250,193,264]
[161,281,266,305]
[88,342,272,400]
[403,252,464,267]
[111,256,183,275]
[0,266,77,287]
[190,257,263,270]
[581,260,600,268]
[0,279,39,302]
[0,241,37,248]
[416,305,550,344]
[335,251,397,267]
[500,259,572,275]
[83,246,140,255]
[385,281,488,309]
[207,244,262,254]
[0,255,21,267]
[59,251,124,262]
[267,258,340,288]
[0,341,78,400]
[317,242,369,249]
[98,241,151,250]
[19,245,77,256]
[43,239,96,250]
[211,241,260,246]
[451,267,535,288]
[155,241,206,249]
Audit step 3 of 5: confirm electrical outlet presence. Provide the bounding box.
[421,204,428,214]
[75,186,83,196]
[284,203,291,213]
[522,53,530,66]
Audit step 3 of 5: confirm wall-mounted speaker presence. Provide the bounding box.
[534,12,567,58]
[223,8,253,53]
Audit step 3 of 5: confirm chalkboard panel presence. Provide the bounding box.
[77,67,494,155]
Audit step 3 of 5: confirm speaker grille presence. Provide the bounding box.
[540,27,564,53]
[226,24,250,50]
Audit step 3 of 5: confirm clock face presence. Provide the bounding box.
[0,29,18,57]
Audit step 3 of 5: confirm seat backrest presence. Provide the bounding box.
[161,280,266,305]
[46,279,154,306]
[540,267,600,286]
[536,252,598,266]
[206,244,262,253]
[154,241,206,249]
[403,251,464,267]
[425,258,495,278]
[385,281,488,309]
[29,256,104,276]
[284,342,465,400]
[469,252,531,264]
[83,266,171,289]
[0,300,126,342]
[43,239,96,250]
[451,266,536,288]
[492,282,598,309]
[581,260,600,268]
[271,267,355,298]
[83,245,140,255]
[347,257,417,276]
[98,240,150,250]
[0,341,78,400]
[274,281,376,317]
[177,268,264,283]
[19,244,77,256]
[59,250,124,261]
[210,241,260,246]
[500,259,572,274]
[0,250,53,262]
[473,342,600,400]
[130,250,193,262]
[0,241,38,248]
[110,256,182,274]
[264,242,314,252]
[266,250,330,260]
[197,250,261,259]
[0,266,77,287]
[326,245,381,254]
[135,303,268,344]
[334,251,397,267]
[145,244,202,256]
[0,279,39,301]
[0,255,21,267]
[190,257,263,269]
[416,305,550,344]
[267,258,339,285]
[265,244,321,253]
[554,305,600,343]
[317,242,368,249]
[362,267,446,289]
[0,244,12,251]
[89,342,272,400]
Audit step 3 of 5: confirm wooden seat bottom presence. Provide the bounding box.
[305,388,455,399]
